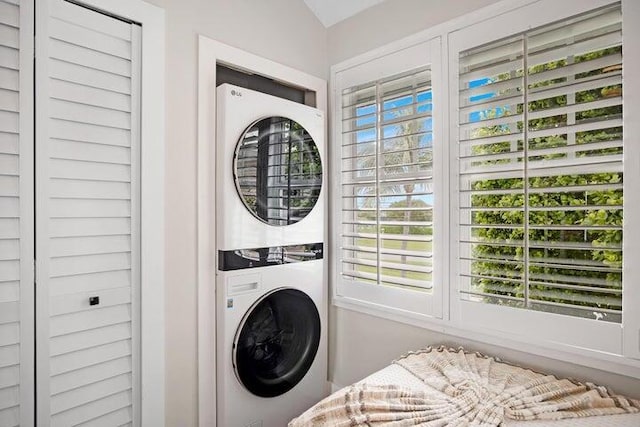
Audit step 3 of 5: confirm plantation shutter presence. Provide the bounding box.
[35,0,141,425]
[0,0,33,426]
[341,68,434,291]
[458,5,623,322]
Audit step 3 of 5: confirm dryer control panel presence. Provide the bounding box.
[218,243,323,271]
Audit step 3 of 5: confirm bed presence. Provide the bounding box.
[290,347,640,426]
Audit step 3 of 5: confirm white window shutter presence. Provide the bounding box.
[335,38,444,319]
[35,0,141,425]
[458,5,624,323]
[0,0,34,426]
[341,68,435,291]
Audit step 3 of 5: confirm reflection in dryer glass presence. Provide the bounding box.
[234,117,322,225]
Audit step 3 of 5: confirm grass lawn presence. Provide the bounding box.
[351,238,433,285]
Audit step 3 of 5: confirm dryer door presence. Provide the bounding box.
[233,288,321,397]
[234,117,322,226]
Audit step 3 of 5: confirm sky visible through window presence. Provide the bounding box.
[354,90,434,208]
[467,77,499,121]
[350,77,503,217]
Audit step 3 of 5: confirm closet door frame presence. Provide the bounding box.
[34,0,165,425]
[18,0,35,425]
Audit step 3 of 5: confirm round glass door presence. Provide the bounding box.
[233,288,321,397]
[234,117,322,226]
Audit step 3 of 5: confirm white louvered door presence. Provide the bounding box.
[35,0,141,425]
[0,0,34,426]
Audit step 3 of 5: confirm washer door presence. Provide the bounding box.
[234,116,322,226]
[233,288,321,397]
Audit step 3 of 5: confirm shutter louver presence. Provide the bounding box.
[458,5,623,323]
[341,68,434,291]
[0,0,21,421]
[37,1,140,425]
[0,0,33,425]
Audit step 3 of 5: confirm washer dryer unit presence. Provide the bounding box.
[216,255,327,427]
[215,84,327,427]
[216,83,325,251]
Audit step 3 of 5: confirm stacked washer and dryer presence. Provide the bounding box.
[216,84,327,427]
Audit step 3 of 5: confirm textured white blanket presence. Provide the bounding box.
[289,346,640,426]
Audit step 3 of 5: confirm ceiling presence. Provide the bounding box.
[303,0,386,27]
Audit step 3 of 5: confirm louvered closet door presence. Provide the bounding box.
[35,0,141,425]
[0,0,33,426]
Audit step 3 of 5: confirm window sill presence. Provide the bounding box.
[332,295,640,379]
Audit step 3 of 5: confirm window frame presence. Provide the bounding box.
[332,38,445,319]
[449,0,629,357]
[330,0,640,375]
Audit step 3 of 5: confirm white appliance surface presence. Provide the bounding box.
[216,262,328,427]
[216,83,325,251]
[216,83,327,427]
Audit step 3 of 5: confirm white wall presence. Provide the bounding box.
[140,1,327,425]
[326,0,640,400]
[327,0,502,64]
[330,308,640,398]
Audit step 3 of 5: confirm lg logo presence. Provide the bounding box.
[231,89,242,97]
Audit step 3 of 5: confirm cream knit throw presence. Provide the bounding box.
[289,346,640,426]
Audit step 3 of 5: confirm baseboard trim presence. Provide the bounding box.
[328,381,344,394]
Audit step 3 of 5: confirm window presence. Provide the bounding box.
[334,40,442,317]
[458,5,623,322]
[341,69,433,288]
[450,0,637,355]
[332,0,640,365]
